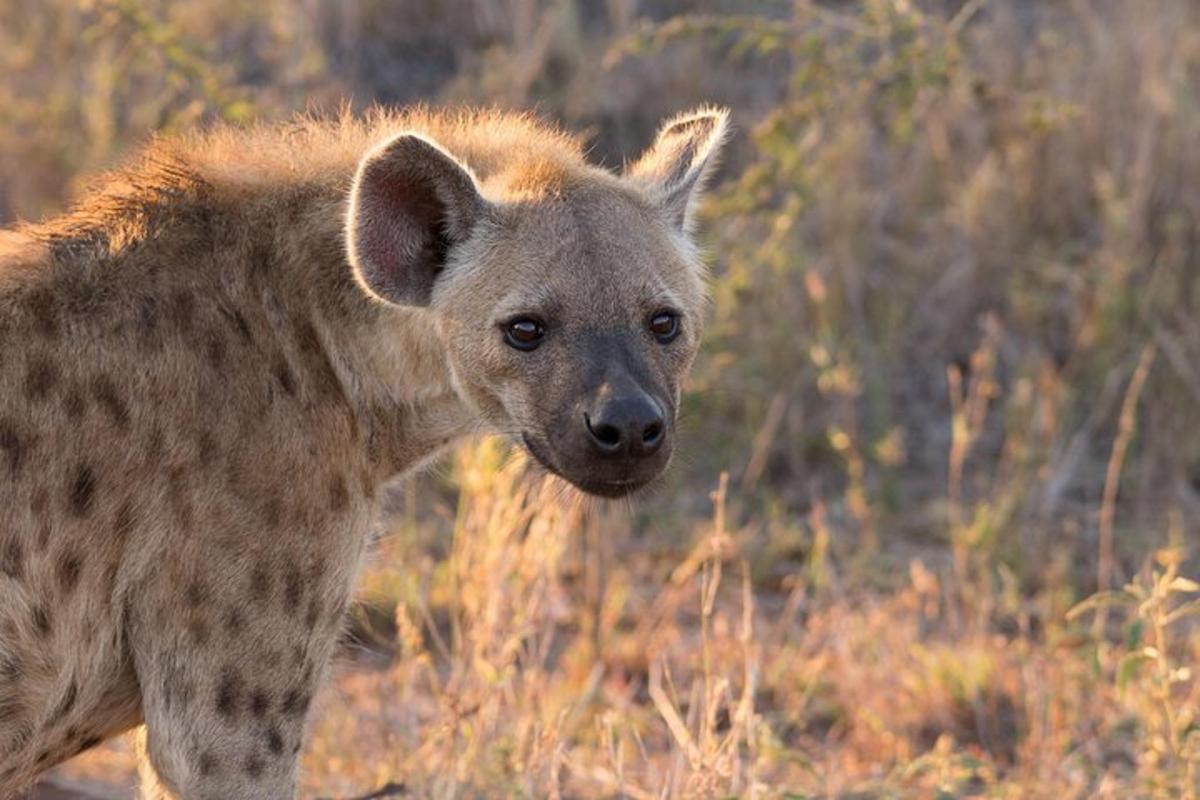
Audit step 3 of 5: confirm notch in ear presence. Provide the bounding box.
[625,107,730,233]
[346,133,489,307]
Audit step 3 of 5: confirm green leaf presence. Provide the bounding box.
[1126,618,1144,649]
[1117,652,1152,692]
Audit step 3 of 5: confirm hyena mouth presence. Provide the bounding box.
[521,433,562,477]
[521,433,655,498]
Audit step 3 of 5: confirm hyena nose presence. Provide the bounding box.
[585,393,666,459]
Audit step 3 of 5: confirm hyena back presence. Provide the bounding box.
[0,106,728,798]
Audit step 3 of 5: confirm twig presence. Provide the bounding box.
[1095,344,1156,636]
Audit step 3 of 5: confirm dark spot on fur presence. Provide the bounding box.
[69,465,96,517]
[274,359,296,396]
[224,609,244,636]
[63,387,87,420]
[249,564,271,604]
[198,751,218,776]
[250,239,273,276]
[138,296,160,336]
[1,538,23,580]
[102,562,119,597]
[2,721,33,756]
[30,486,48,515]
[197,431,218,468]
[265,727,284,755]
[262,496,282,528]
[171,290,196,333]
[305,597,320,628]
[24,358,58,401]
[185,581,207,608]
[114,501,136,543]
[366,426,383,467]
[0,421,26,475]
[187,620,210,646]
[215,667,243,719]
[295,320,321,354]
[249,689,270,718]
[35,523,51,552]
[61,275,107,318]
[57,552,82,594]
[280,688,309,716]
[329,473,349,513]
[92,376,130,429]
[32,605,51,637]
[294,319,346,403]
[24,288,58,337]
[205,330,226,369]
[51,681,78,722]
[283,566,303,613]
[232,310,253,342]
[0,653,23,682]
[244,754,265,778]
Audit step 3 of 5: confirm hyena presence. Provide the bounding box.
[0,105,729,798]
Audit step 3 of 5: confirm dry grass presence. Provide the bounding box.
[50,437,1200,798]
[9,0,1200,797]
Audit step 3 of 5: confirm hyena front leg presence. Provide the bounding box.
[127,549,351,799]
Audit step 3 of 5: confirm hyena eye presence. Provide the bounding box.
[503,317,546,351]
[649,310,681,344]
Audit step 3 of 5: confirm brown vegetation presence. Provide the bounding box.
[2,0,1197,797]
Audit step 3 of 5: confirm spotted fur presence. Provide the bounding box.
[0,105,727,799]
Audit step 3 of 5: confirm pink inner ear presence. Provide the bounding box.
[349,134,485,306]
[352,158,452,306]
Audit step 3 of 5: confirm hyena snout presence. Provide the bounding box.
[567,371,672,496]
[584,386,666,460]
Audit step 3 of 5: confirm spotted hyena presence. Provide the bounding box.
[0,106,729,798]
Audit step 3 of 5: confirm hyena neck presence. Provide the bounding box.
[343,306,479,482]
[259,213,478,483]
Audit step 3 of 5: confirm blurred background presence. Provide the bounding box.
[4,0,1200,797]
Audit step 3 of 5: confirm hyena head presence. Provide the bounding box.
[346,108,729,496]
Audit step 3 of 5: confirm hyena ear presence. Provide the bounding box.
[346,133,489,307]
[625,107,730,233]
